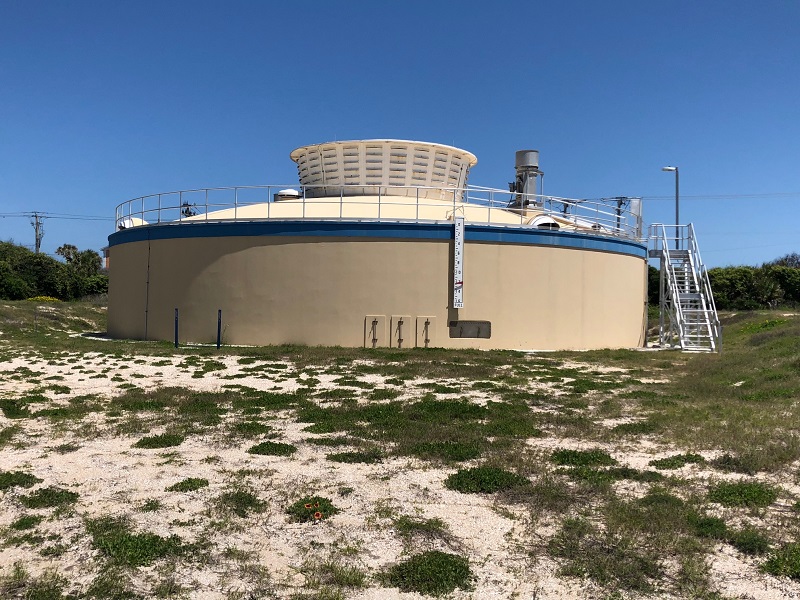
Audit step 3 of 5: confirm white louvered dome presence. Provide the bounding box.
[289,140,478,200]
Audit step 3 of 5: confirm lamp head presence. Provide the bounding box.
[662,166,678,172]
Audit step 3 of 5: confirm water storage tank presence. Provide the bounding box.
[289,140,478,200]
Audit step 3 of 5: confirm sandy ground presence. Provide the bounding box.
[1,349,799,599]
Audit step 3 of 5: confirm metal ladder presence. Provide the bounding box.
[649,224,721,352]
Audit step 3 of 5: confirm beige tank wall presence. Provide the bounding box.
[108,235,646,350]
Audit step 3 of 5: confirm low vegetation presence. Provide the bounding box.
[1,301,800,598]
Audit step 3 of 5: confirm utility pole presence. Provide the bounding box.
[30,212,44,253]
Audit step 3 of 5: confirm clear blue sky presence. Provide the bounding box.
[2,0,798,267]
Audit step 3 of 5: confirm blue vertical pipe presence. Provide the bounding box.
[174,308,179,348]
[216,309,222,349]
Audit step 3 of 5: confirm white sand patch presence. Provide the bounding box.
[1,347,799,598]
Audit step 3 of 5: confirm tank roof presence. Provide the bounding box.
[289,139,478,166]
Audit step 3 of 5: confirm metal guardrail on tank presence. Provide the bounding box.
[114,184,643,241]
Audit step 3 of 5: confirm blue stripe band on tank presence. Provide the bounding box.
[108,220,647,258]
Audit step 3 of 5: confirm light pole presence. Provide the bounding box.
[662,166,679,249]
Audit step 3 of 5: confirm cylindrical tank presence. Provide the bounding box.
[515,150,539,170]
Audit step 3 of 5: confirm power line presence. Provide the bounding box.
[0,211,112,220]
[641,192,800,201]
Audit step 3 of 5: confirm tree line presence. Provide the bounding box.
[648,253,800,310]
[0,241,107,300]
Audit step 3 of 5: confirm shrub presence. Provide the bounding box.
[729,527,771,555]
[548,517,661,591]
[10,515,43,531]
[217,489,264,518]
[232,420,271,437]
[20,486,79,509]
[382,551,472,596]
[707,481,778,508]
[0,470,42,490]
[762,543,800,579]
[286,496,339,523]
[132,433,184,449]
[409,441,481,462]
[444,466,528,493]
[327,449,383,464]
[687,513,727,539]
[247,441,297,456]
[550,448,616,467]
[86,516,183,567]
[166,478,209,493]
[649,453,705,470]
[393,516,448,542]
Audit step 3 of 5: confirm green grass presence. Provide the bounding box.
[166,478,209,492]
[327,449,383,463]
[548,517,661,592]
[86,516,183,567]
[0,470,43,490]
[216,489,265,518]
[381,551,472,596]
[247,441,297,456]
[132,433,184,449]
[762,543,800,579]
[550,448,617,467]
[557,466,663,487]
[10,514,44,531]
[301,559,367,589]
[728,527,771,555]
[232,420,272,437]
[687,513,727,540]
[649,453,705,470]
[19,486,79,509]
[707,481,778,507]
[393,515,450,545]
[444,466,528,493]
[408,440,481,462]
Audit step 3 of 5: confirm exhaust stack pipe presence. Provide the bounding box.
[510,150,543,209]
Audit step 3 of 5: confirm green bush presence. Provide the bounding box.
[86,516,183,567]
[729,527,771,555]
[217,489,264,517]
[444,466,528,493]
[687,513,727,539]
[707,481,778,507]
[0,470,42,490]
[649,453,705,470]
[20,486,79,508]
[382,551,472,596]
[550,448,617,467]
[247,441,297,456]
[409,441,481,462]
[165,478,209,492]
[327,449,383,464]
[132,433,184,449]
[762,543,800,579]
[286,496,339,523]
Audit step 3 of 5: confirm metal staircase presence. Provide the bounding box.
[649,224,721,352]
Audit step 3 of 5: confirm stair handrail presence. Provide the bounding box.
[686,224,722,352]
[650,223,686,348]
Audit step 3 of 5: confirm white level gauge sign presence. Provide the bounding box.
[453,216,465,308]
